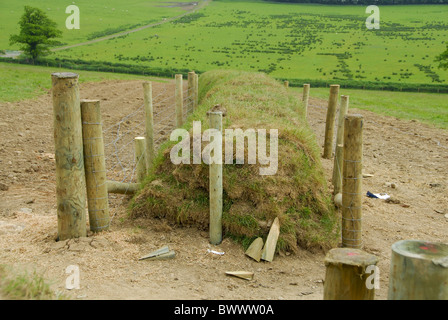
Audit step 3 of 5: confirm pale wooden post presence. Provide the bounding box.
[302,84,310,119]
[342,114,363,249]
[134,137,147,183]
[106,181,139,194]
[187,71,195,112]
[51,72,86,240]
[80,99,110,232]
[175,74,183,127]
[332,95,350,197]
[388,240,448,300]
[209,111,223,245]
[193,73,199,111]
[143,82,155,172]
[323,84,340,159]
[284,80,289,88]
[324,248,379,300]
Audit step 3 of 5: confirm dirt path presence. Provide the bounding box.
[0,80,447,300]
[51,1,211,53]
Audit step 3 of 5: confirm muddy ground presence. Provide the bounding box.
[0,79,447,300]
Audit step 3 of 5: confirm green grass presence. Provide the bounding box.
[0,62,165,102]
[301,87,448,129]
[0,265,67,300]
[0,0,195,49]
[48,1,448,84]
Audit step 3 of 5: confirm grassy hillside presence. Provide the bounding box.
[49,1,448,84]
[131,70,340,253]
[0,0,197,49]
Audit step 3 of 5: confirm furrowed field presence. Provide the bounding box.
[44,0,448,85]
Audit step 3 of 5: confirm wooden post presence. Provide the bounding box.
[302,84,310,119]
[134,137,147,183]
[81,99,110,232]
[143,82,155,172]
[324,248,379,300]
[388,240,448,300]
[187,71,195,112]
[51,72,86,240]
[342,114,363,249]
[175,74,183,127]
[209,111,223,245]
[332,95,349,197]
[323,84,340,159]
[284,80,289,88]
[193,73,199,111]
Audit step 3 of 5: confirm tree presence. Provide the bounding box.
[9,6,62,61]
[435,45,448,70]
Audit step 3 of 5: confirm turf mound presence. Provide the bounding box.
[131,70,339,253]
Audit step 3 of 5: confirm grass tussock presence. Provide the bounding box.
[0,265,66,300]
[131,70,340,253]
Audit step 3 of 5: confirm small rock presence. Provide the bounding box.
[0,183,8,191]
[19,208,33,214]
[445,214,448,221]
[385,197,401,205]
[25,199,35,204]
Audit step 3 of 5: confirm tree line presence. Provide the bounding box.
[267,0,448,4]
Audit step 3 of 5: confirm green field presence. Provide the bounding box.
[0,0,197,49]
[296,86,448,129]
[42,0,448,84]
[0,62,161,102]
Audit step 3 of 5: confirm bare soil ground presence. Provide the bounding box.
[0,80,447,300]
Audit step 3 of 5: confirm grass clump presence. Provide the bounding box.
[131,70,339,253]
[0,265,66,300]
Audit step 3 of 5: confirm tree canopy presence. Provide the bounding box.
[9,6,62,61]
[267,0,448,4]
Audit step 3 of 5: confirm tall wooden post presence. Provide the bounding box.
[134,137,147,183]
[51,72,86,240]
[342,114,363,249]
[302,84,310,119]
[187,71,195,112]
[175,74,183,127]
[193,73,199,111]
[81,99,110,232]
[324,248,379,300]
[323,84,340,159]
[284,80,289,88]
[332,95,350,197]
[209,111,223,245]
[388,240,448,300]
[143,82,155,172]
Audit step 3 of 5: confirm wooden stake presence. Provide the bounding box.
[323,84,340,159]
[193,73,199,111]
[187,71,195,113]
[81,99,110,232]
[51,72,86,240]
[342,114,363,249]
[209,111,223,245]
[388,240,448,300]
[245,237,264,262]
[261,217,280,262]
[332,95,349,196]
[324,248,379,300]
[143,82,155,171]
[134,137,146,183]
[302,84,310,119]
[175,74,183,127]
[284,80,289,88]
